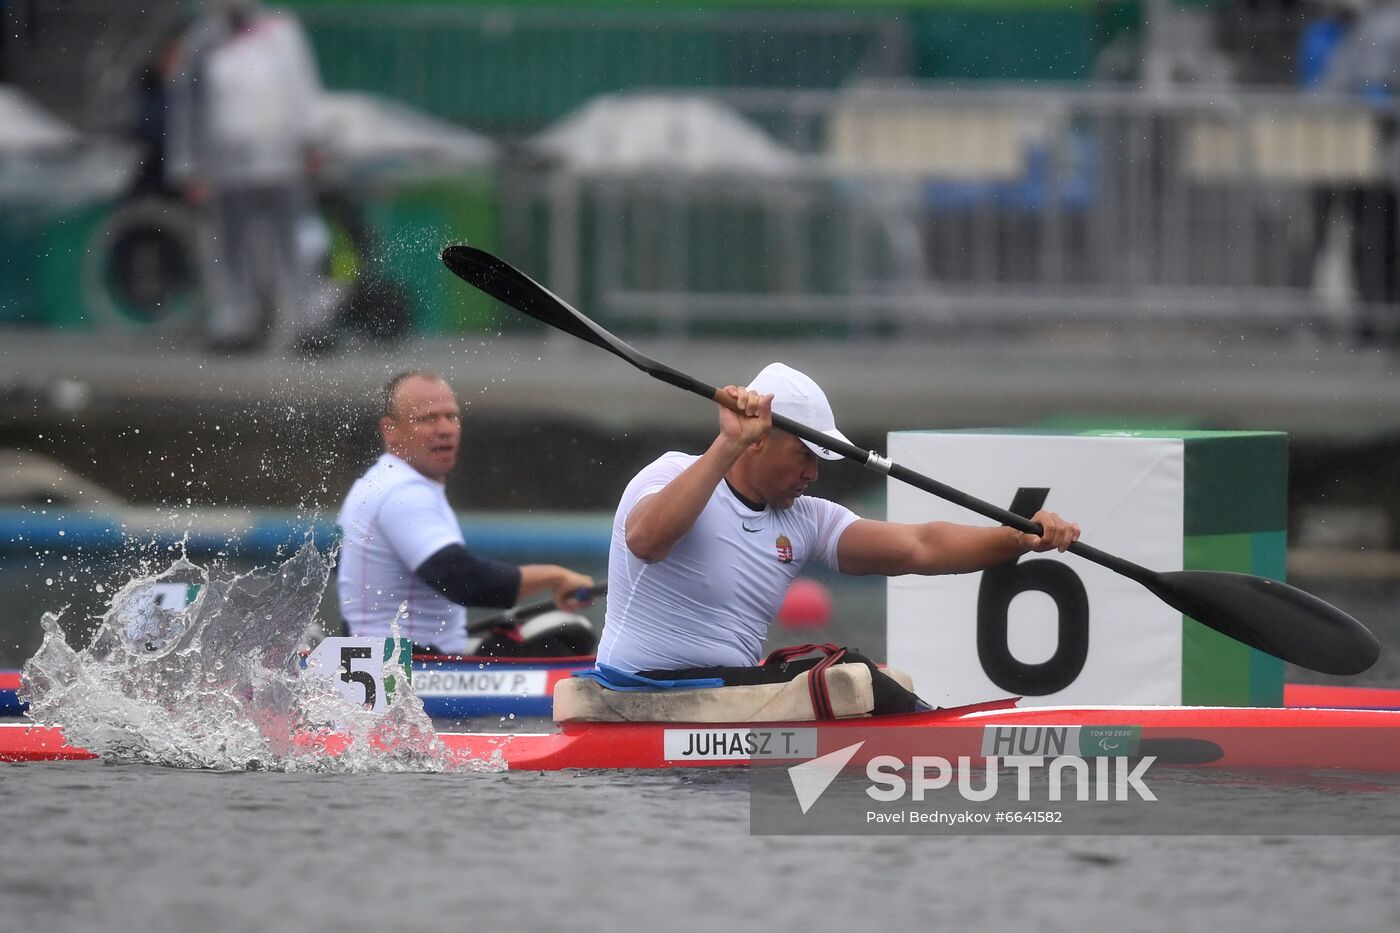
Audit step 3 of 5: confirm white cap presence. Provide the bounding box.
[748,362,850,460]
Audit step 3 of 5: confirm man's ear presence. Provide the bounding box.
[379,415,396,443]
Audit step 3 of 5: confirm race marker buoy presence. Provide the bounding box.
[778,578,832,630]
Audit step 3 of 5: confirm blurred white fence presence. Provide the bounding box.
[516,86,1398,339]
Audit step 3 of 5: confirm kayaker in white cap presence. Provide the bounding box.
[597,362,1080,713]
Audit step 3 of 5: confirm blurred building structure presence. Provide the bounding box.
[512,83,1393,342]
[2,0,1395,346]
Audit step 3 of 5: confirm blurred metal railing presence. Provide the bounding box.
[520,86,1398,340]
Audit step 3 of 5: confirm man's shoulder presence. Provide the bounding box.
[346,455,434,506]
[654,450,697,467]
[617,452,696,508]
[365,453,425,481]
[791,493,858,523]
[631,450,696,478]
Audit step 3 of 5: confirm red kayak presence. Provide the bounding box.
[6,700,1399,771]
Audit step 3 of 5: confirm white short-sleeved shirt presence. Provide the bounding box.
[336,453,469,653]
[597,452,861,672]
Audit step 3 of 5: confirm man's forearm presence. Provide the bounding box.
[517,564,576,602]
[917,522,1026,574]
[415,544,522,608]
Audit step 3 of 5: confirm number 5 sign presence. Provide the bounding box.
[886,430,1287,708]
[304,637,412,712]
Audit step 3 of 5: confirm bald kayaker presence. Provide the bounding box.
[336,370,594,656]
[597,362,1080,713]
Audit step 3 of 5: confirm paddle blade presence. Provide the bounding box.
[441,244,620,355]
[1147,570,1379,675]
[442,244,720,402]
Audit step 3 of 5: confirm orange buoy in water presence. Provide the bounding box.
[777,578,832,629]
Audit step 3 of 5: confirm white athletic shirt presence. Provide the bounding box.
[336,453,470,653]
[598,452,861,672]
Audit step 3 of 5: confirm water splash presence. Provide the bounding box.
[18,542,496,773]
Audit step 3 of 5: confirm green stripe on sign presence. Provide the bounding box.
[1181,532,1286,706]
[1183,534,1252,706]
[1249,531,1287,706]
[1185,532,1255,571]
[1250,529,1288,580]
[1250,640,1285,706]
[1182,621,1253,706]
[1183,433,1288,536]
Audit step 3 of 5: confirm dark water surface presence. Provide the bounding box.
[3,761,1399,933]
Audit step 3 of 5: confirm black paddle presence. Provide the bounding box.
[441,244,1381,676]
[465,583,606,636]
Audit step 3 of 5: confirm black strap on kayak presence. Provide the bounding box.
[762,643,848,720]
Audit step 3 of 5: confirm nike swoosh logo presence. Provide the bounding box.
[741,524,762,533]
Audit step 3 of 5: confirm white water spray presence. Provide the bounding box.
[18,542,498,773]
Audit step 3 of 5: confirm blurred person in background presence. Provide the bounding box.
[1297,0,1364,88]
[165,0,335,354]
[337,371,596,657]
[1304,0,1400,346]
[130,24,187,199]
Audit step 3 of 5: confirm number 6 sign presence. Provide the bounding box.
[886,430,1287,708]
[977,487,1090,696]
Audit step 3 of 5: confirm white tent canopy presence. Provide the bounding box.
[0,86,136,202]
[318,92,497,179]
[531,94,803,175]
[0,86,82,153]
